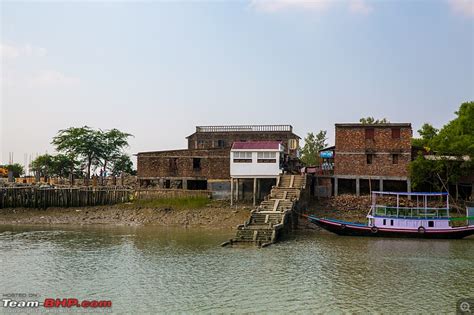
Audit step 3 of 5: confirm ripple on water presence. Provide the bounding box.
[0,226,473,313]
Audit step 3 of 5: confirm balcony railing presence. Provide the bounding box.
[196,125,292,133]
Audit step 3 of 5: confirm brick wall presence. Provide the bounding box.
[137,149,230,179]
[334,124,412,177]
[187,131,299,156]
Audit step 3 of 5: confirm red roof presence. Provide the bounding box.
[232,141,281,150]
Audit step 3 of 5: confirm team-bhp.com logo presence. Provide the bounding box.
[2,298,112,309]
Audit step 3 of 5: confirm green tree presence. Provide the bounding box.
[431,102,474,157]
[30,154,80,178]
[52,126,101,179]
[409,155,442,191]
[0,163,24,177]
[412,123,439,149]
[359,117,390,124]
[300,130,328,166]
[410,102,474,192]
[51,154,81,178]
[97,129,133,175]
[30,154,55,178]
[418,123,439,141]
[111,154,135,176]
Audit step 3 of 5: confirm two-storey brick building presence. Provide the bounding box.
[333,123,413,195]
[137,125,300,199]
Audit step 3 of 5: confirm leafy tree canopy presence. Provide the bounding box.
[30,154,81,178]
[431,102,474,157]
[111,154,135,176]
[359,117,390,124]
[97,129,133,175]
[52,126,133,179]
[412,123,439,150]
[300,130,328,166]
[409,102,474,191]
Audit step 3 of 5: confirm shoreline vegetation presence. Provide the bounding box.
[0,195,468,229]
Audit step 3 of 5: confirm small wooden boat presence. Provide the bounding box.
[307,192,474,239]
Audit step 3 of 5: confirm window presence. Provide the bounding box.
[391,128,401,139]
[257,151,277,163]
[366,154,374,165]
[365,128,375,140]
[197,140,205,149]
[390,220,394,226]
[233,151,252,163]
[428,221,434,228]
[193,158,201,171]
[217,140,226,148]
[383,219,386,225]
[392,154,399,164]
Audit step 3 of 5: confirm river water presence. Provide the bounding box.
[0,225,472,314]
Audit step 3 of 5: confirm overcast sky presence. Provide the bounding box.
[1,0,473,170]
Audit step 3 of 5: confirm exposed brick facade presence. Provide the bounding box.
[137,125,300,185]
[137,149,229,180]
[186,126,300,157]
[334,123,412,178]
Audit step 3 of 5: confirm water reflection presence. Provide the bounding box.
[0,225,472,313]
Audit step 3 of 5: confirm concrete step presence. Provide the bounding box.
[255,230,273,241]
[235,229,255,240]
[229,174,306,246]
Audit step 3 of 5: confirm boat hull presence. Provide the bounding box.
[308,216,474,239]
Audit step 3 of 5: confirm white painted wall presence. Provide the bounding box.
[230,148,283,177]
[373,217,450,229]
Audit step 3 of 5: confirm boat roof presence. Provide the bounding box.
[372,191,448,196]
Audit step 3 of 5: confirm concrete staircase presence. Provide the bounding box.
[224,174,307,247]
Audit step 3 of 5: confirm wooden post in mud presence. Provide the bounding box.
[253,177,257,206]
[230,178,234,206]
[0,187,131,209]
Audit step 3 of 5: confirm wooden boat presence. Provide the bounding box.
[307,192,474,239]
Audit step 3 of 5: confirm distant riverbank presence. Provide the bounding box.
[0,195,423,229]
[0,199,252,229]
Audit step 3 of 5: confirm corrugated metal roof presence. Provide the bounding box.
[231,141,281,150]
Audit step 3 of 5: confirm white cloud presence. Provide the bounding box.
[26,70,80,88]
[0,43,47,59]
[448,0,474,17]
[349,0,373,15]
[250,0,333,13]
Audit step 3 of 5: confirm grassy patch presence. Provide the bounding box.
[130,196,210,210]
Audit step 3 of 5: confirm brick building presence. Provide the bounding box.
[186,125,299,156]
[333,123,413,195]
[137,125,300,199]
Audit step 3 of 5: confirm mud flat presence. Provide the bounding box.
[0,200,251,229]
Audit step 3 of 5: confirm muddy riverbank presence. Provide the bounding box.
[0,200,252,229]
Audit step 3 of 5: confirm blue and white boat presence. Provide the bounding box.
[308,191,474,239]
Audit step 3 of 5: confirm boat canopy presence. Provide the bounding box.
[370,191,450,219]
